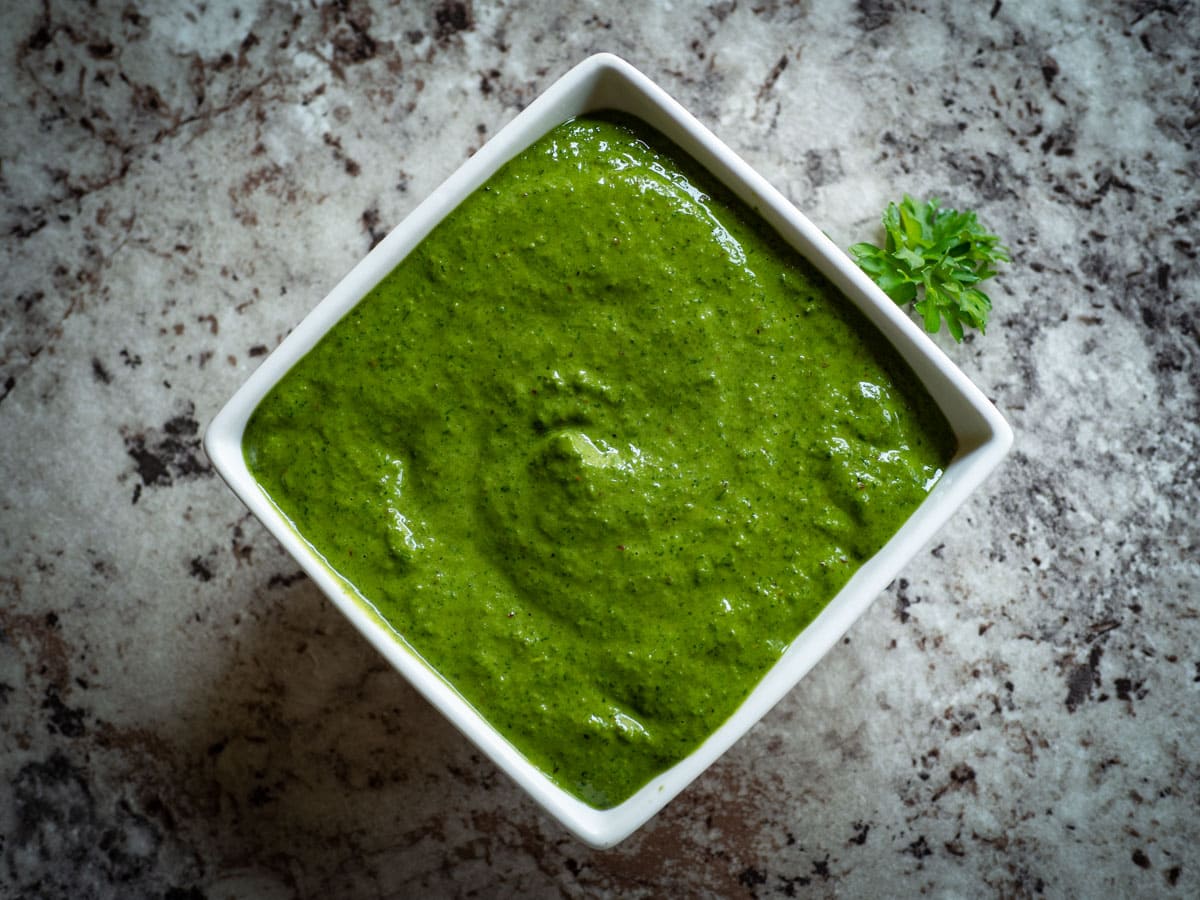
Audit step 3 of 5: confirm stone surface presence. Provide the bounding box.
[1,1,1197,897]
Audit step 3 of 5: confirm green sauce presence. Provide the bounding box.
[244,115,955,808]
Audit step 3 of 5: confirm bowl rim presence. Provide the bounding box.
[204,52,1013,849]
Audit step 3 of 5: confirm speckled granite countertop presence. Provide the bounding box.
[2,1,1197,897]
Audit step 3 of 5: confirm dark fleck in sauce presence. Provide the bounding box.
[243,115,955,808]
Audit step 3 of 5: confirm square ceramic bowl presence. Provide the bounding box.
[205,53,1012,848]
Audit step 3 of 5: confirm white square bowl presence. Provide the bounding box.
[204,53,1012,848]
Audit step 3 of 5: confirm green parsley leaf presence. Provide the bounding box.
[850,195,1009,341]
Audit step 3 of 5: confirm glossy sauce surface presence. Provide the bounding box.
[244,115,955,808]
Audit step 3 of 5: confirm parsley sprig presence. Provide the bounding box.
[850,195,1010,342]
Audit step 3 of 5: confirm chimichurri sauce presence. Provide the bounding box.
[244,115,955,809]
